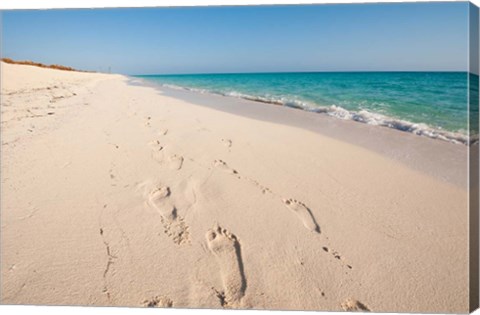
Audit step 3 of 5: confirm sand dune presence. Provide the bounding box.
[0,62,470,312]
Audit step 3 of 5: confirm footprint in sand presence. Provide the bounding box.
[214,160,238,175]
[143,295,173,308]
[145,116,152,127]
[168,155,184,170]
[341,298,371,312]
[206,225,246,307]
[283,198,320,233]
[322,246,352,269]
[149,140,164,163]
[246,178,271,194]
[221,138,232,148]
[147,186,189,245]
[148,186,175,219]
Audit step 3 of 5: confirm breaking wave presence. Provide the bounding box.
[156,82,470,145]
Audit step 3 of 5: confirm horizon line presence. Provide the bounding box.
[131,70,471,76]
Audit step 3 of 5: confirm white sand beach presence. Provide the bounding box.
[0,62,470,312]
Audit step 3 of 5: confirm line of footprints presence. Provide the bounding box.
[142,126,364,310]
[145,181,246,307]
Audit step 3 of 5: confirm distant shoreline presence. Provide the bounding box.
[0,58,93,73]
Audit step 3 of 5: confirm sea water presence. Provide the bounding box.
[135,72,472,144]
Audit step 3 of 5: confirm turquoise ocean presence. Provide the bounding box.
[135,72,471,144]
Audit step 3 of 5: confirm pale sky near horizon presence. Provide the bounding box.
[1,2,472,74]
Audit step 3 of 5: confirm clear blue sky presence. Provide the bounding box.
[1,2,470,74]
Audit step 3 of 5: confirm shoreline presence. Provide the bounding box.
[130,76,471,146]
[129,77,468,189]
[1,62,469,312]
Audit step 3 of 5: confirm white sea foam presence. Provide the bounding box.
[156,83,470,145]
[317,105,470,145]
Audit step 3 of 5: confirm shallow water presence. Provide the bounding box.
[136,72,471,143]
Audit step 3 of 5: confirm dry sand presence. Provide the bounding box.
[0,62,470,312]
